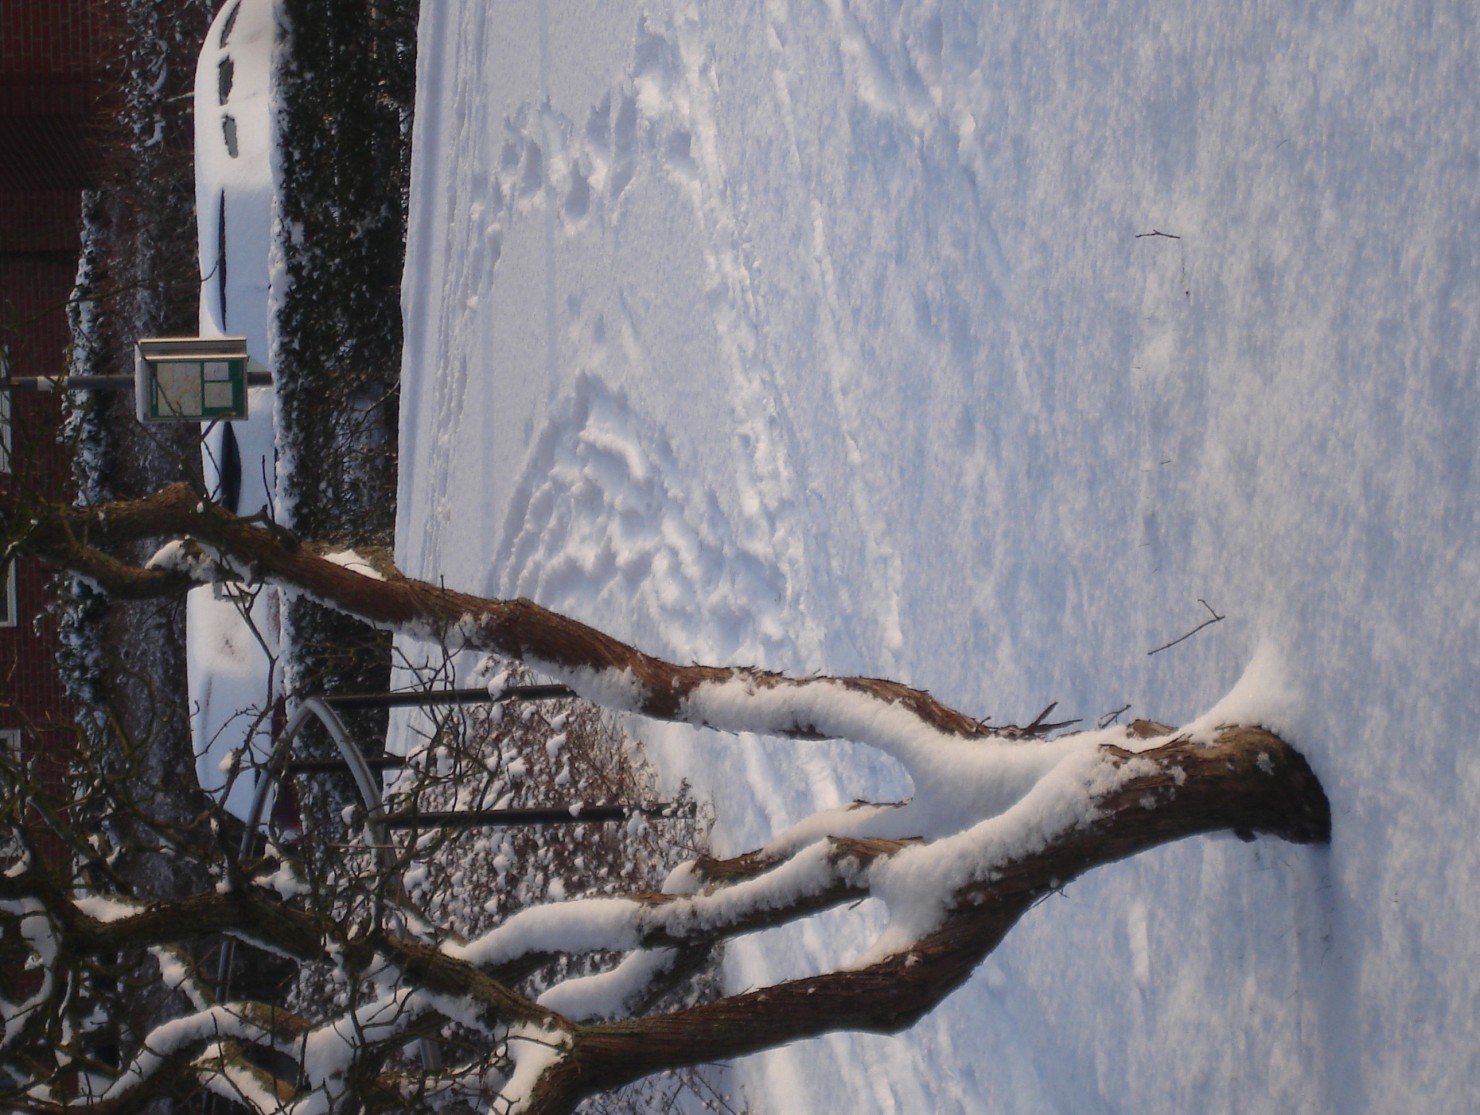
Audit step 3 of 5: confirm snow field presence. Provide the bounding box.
[396,2,1480,1111]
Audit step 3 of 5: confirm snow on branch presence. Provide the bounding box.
[0,484,1332,1114]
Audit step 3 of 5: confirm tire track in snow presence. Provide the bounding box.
[417,13,830,674]
[762,0,914,671]
[415,1,1004,687]
[410,21,570,578]
[624,8,824,668]
[410,1,500,576]
[491,10,829,662]
[758,0,1015,682]
[412,7,916,846]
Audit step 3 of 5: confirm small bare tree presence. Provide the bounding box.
[0,483,1330,1114]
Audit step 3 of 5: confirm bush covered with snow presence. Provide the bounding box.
[53,2,217,742]
[267,0,417,805]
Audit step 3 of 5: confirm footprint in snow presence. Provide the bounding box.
[492,376,793,665]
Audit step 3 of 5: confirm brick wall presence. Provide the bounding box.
[1,247,75,795]
[0,0,120,191]
[3,551,71,728]
[0,109,95,191]
[0,0,116,821]
[0,0,103,79]
[0,251,75,493]
[0,190,80,253]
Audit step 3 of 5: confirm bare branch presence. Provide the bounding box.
[3,483,1334,1114]
[7,485,1008,744]
[1148,598,1225,655]
[523,727,1328,1111]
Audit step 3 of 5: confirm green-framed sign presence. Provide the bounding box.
[134,337,261,422]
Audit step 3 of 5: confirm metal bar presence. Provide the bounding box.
[239,697,394,859]
[5,376,137,391]
[284,755,406,774]
[3,371,272,391]
[381,803,693,831]
[321,683,574,712]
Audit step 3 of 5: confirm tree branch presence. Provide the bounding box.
[524,727,1328,1110]
[3,483,1334,1113]
[8,484,1011,743]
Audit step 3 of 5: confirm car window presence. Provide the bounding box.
[217,190,229,323]
[218,0,241,47]
[218,56,234,104]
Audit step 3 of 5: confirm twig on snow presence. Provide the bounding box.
[1148,599,1225,656]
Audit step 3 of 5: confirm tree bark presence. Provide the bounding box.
[1,484,1333,1114]
[5,483,1020,737]
[517,726,1327,1110]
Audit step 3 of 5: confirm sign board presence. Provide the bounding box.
[135,337,258,422]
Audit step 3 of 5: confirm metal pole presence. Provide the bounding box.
[321,683,574,712]
[380,802,694,831]
[4,376,138,391]
[284,755,406,774]
[2,371,273,391]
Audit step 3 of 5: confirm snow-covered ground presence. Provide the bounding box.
[394,2,1479,1111]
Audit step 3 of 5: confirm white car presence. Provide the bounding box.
[190,0,282,817]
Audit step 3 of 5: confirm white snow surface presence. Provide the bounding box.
[321,549,387,580]
[394,2,1480,1111]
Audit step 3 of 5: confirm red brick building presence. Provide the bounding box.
[1,1,117,775]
